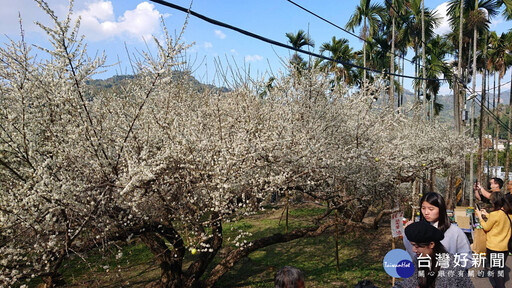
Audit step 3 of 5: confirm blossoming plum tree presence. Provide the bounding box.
[0,1,469,287]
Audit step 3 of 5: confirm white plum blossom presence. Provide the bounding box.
[0,1,468,287]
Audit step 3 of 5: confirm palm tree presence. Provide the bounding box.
[390,0,397,108]
[458,0,465,134]
[399,0,440,104]
[415,35,454,116]
[285,30,315,69]
[448,0,499,205]
[447,0,500,104]
[470,0,479,188]
[497,0,512,19]
[351,33,392,90]
[421,0,427,118]
[367,34,393,72]
[487,32,509,170]
[393,2,414,108]
[319,37,355,88]
[384,0,408,108]
[448,0,499,189]
[345,0,386,85]
[476,29,490,184]
[497,0,512,183]
[447,0,467,133]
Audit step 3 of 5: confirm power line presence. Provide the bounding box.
[465,86,512,135]
[484,79,512,94]
[472,79,512,109]
[286,0,362,42]
[149,0,449,82]
[286,0,418,66]
[454,73,512,134]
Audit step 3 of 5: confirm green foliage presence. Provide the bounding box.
[41,206,391,288]
[216,233,389,288]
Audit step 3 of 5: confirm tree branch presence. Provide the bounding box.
[204,220,334,288]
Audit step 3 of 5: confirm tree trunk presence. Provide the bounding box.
[340,199,370,223]
[204,222,334,288]
[506,73,512,183]
[414,44,419,106]
[455,0,464,134]
[390,8,395,109]
[430,169,436,194]
[469,2,478,207]
[40,273,65,288]
[141,232,184,288]
[421,0,427,120]
[478,31,487,183]
[495,76,501,171]
[492,73,496,176]
[363,18,367,85]
[401,53,405,109]
[445,173,455,209]
[478,67,486,183]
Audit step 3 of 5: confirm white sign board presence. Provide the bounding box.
[391,211,404,238]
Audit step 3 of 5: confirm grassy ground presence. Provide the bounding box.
[27,204,399,287]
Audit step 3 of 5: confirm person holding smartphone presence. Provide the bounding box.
[403,192,472,269]
[475,177,503,202]
[475,203,487,221]
[475,192,511,288]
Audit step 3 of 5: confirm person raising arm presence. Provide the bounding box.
[475,192,511,288]
[475,177,503,201]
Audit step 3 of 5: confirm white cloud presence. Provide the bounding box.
[433,4,509,37]
[214,29,226,39]
[434,2,451,36]
[204,42,213,49]
[230,49,238,55]
[245,54,263,62]
[88,1,115,21]
[74,1,166,42]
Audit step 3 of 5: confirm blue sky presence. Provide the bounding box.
[1,0,512,94]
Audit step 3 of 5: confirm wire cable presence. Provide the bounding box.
[286,0,362,42]
[149,0,450,82]
[472,79,512,109]
[286,0,422,68]
[464,86,512,135]
[452,73,512,135]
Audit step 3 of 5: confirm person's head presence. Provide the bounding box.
[274,266,305,288]
[405,221,446,258]
[507,181,512,193]
[405,221,447,288]
[419,192,450,233]
[490,178,504,191]
[504,193,512,214]
[490,191,505,210]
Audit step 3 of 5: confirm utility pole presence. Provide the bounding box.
[455,0,464,134]
[390,0,395,109]
[421,0,427,120]
[469,0,479,208]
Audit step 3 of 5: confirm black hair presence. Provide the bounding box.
[504,193,512,214]
[490,191,505,211]
[492,177,504,189]
[416,241,448,288]
[274,266,304,288]
[419,192,450,233]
